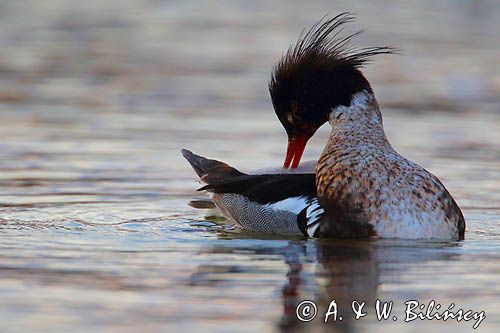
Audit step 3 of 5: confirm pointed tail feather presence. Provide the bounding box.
[181,149,243,184]
[188,198,216,209]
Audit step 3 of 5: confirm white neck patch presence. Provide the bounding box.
[329,90,374,124]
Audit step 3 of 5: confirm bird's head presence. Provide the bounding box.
[269,13,395,168]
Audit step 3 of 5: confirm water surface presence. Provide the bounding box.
[0,1,499,332]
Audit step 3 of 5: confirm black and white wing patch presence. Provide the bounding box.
[198,173,316,204]
[298,198,325,238]
[183,150,325,237]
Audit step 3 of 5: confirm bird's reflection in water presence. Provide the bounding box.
[279,240,378,332]
[279,239,462,333]
[188,231,462,333]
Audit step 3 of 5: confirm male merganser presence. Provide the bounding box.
[182,13,466,240]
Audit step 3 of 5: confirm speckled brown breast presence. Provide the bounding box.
[315,92,465,239]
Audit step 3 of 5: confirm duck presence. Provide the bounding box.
[182,13,466,240]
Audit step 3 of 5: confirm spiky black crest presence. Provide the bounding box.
[269,13,395,138]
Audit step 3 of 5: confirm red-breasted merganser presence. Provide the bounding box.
[182,13,466,240]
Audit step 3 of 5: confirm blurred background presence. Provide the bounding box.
[0,1,499,333]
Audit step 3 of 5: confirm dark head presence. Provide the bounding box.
[269,13,395,168]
